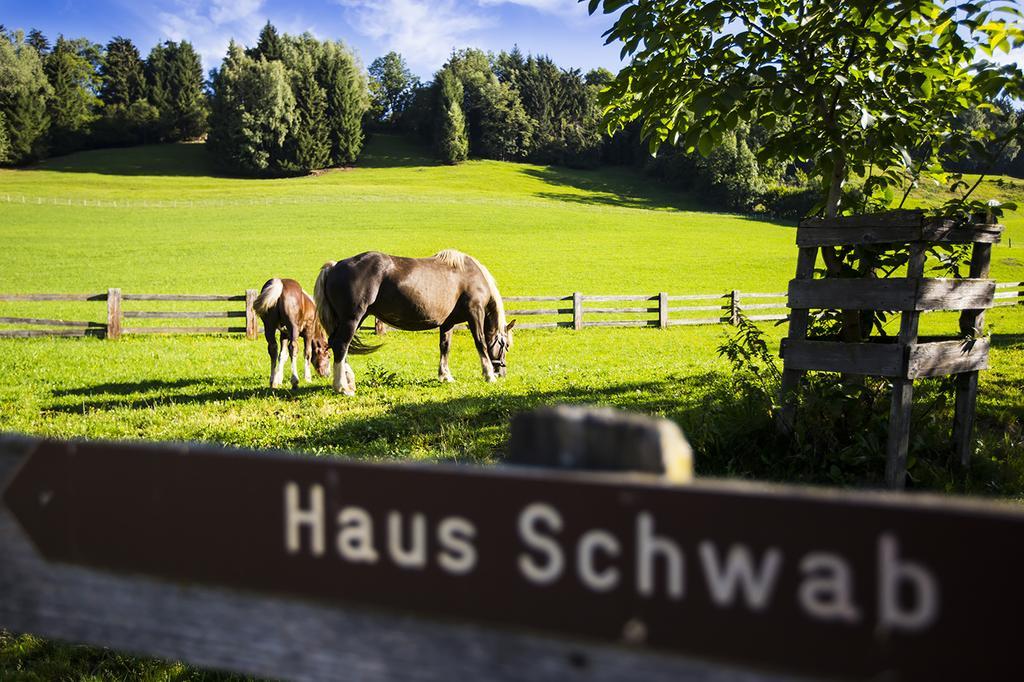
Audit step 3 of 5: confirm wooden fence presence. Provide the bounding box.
[0,283,1020,339]
[0,289,258,340]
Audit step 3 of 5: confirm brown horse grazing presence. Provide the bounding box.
[314,250,515,395]
[253,278,332,389]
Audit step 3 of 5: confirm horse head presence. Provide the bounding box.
[311,332,332,378]
[488,319,516,378]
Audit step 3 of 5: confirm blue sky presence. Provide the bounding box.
[0,0,626,78]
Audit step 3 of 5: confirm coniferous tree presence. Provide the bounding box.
[145,40,206,140]
[0,110,10,163]
[435,68,468,164]
[100,36,145,106]
[44,35,100,154]
[288,47,330,171]
[319,40,368,165]
[26,28,49,56]
[248,21,284,62]
[0,30,51,163]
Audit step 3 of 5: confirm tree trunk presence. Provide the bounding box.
[820,153,864,344]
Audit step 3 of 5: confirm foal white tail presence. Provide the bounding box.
[314,261,337,335]
[253,278,284,316]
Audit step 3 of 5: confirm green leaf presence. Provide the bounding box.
[697,132,713,157]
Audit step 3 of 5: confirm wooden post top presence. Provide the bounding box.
[797,210,1003,247]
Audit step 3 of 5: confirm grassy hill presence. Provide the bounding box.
[1,134,1023,681]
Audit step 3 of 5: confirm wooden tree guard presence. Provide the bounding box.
[778,211,1002,489]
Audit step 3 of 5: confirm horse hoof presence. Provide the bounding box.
[486,375,497,383]
[439,375,455,383]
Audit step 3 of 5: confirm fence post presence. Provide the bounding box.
[572,292,583,331]
[730,289,741,325]
[106,288,121,340]
[658,292,668,329]
[245,289,258,340]
[506,405,693,482]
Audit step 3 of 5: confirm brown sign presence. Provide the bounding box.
[4,439,1024,680]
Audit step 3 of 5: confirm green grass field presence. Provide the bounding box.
[1,134,1023,679]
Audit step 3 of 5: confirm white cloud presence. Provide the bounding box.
[478,0,586,21]
[337,0,493,72]
[117,0,268,72]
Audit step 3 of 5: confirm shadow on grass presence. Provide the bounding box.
[46,381,327,411]
[355,133,440,169]
[521,166,702,212]
[31,143,223,178]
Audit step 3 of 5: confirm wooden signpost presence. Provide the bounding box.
[3,429,1024,681]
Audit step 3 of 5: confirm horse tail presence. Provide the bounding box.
[348,334,383,355]
[253,278,284,316]
[314,262,337,336]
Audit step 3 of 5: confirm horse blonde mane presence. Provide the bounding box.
[433,249,506,331]
[314,261,337,335]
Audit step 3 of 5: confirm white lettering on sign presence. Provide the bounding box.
[698,542,782,611]
[337,506,378,564]
[388,512,428,570]
[437,517,477,575]
[284,482,325,556]
[798,552,861,623]
[577,529,620,592]
[517,502,564,585]
[637,512,684,600]
[878,533,939,632]
[282,486,944,633]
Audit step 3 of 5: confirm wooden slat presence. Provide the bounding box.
[504,296,570,302]
[0,316,98,327]
[797,226,924,247]
[0,293,106,301]
[667,317,724,326]
[788,279,995,311]
[666,305,726,313]
[995,281,1023,289]
[737,303,787,311]
[740,292,787,298]
[515,322,570,330]
[0,329,104,338]
[993,292,1019,299]
[919,279,995,311]
[122,327,247,334]
[581,320,655,328]
[584,307,658,314]
[906,339,990,379]
[580,295,653,302]
[748,314,789,322]
[665,294,724,301]
[505,309,571,316]
[799,210,924,229]
[780,339,904,377]
[122,294,246,301]
[124,311,246,319]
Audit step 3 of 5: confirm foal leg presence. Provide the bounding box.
[303,333,313,383]
[272,330,289,388]
[265,327,279,388]
[287,325,300,389]
[438,324,455,383]
[468,308,496,383]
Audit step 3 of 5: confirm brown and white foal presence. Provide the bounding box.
[253,278,331,389]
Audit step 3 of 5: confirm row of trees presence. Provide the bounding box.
[360,47,612,168]
[0,27,206,164]
[206,24,367,176]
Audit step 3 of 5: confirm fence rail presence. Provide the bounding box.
[0,283,1020,340]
